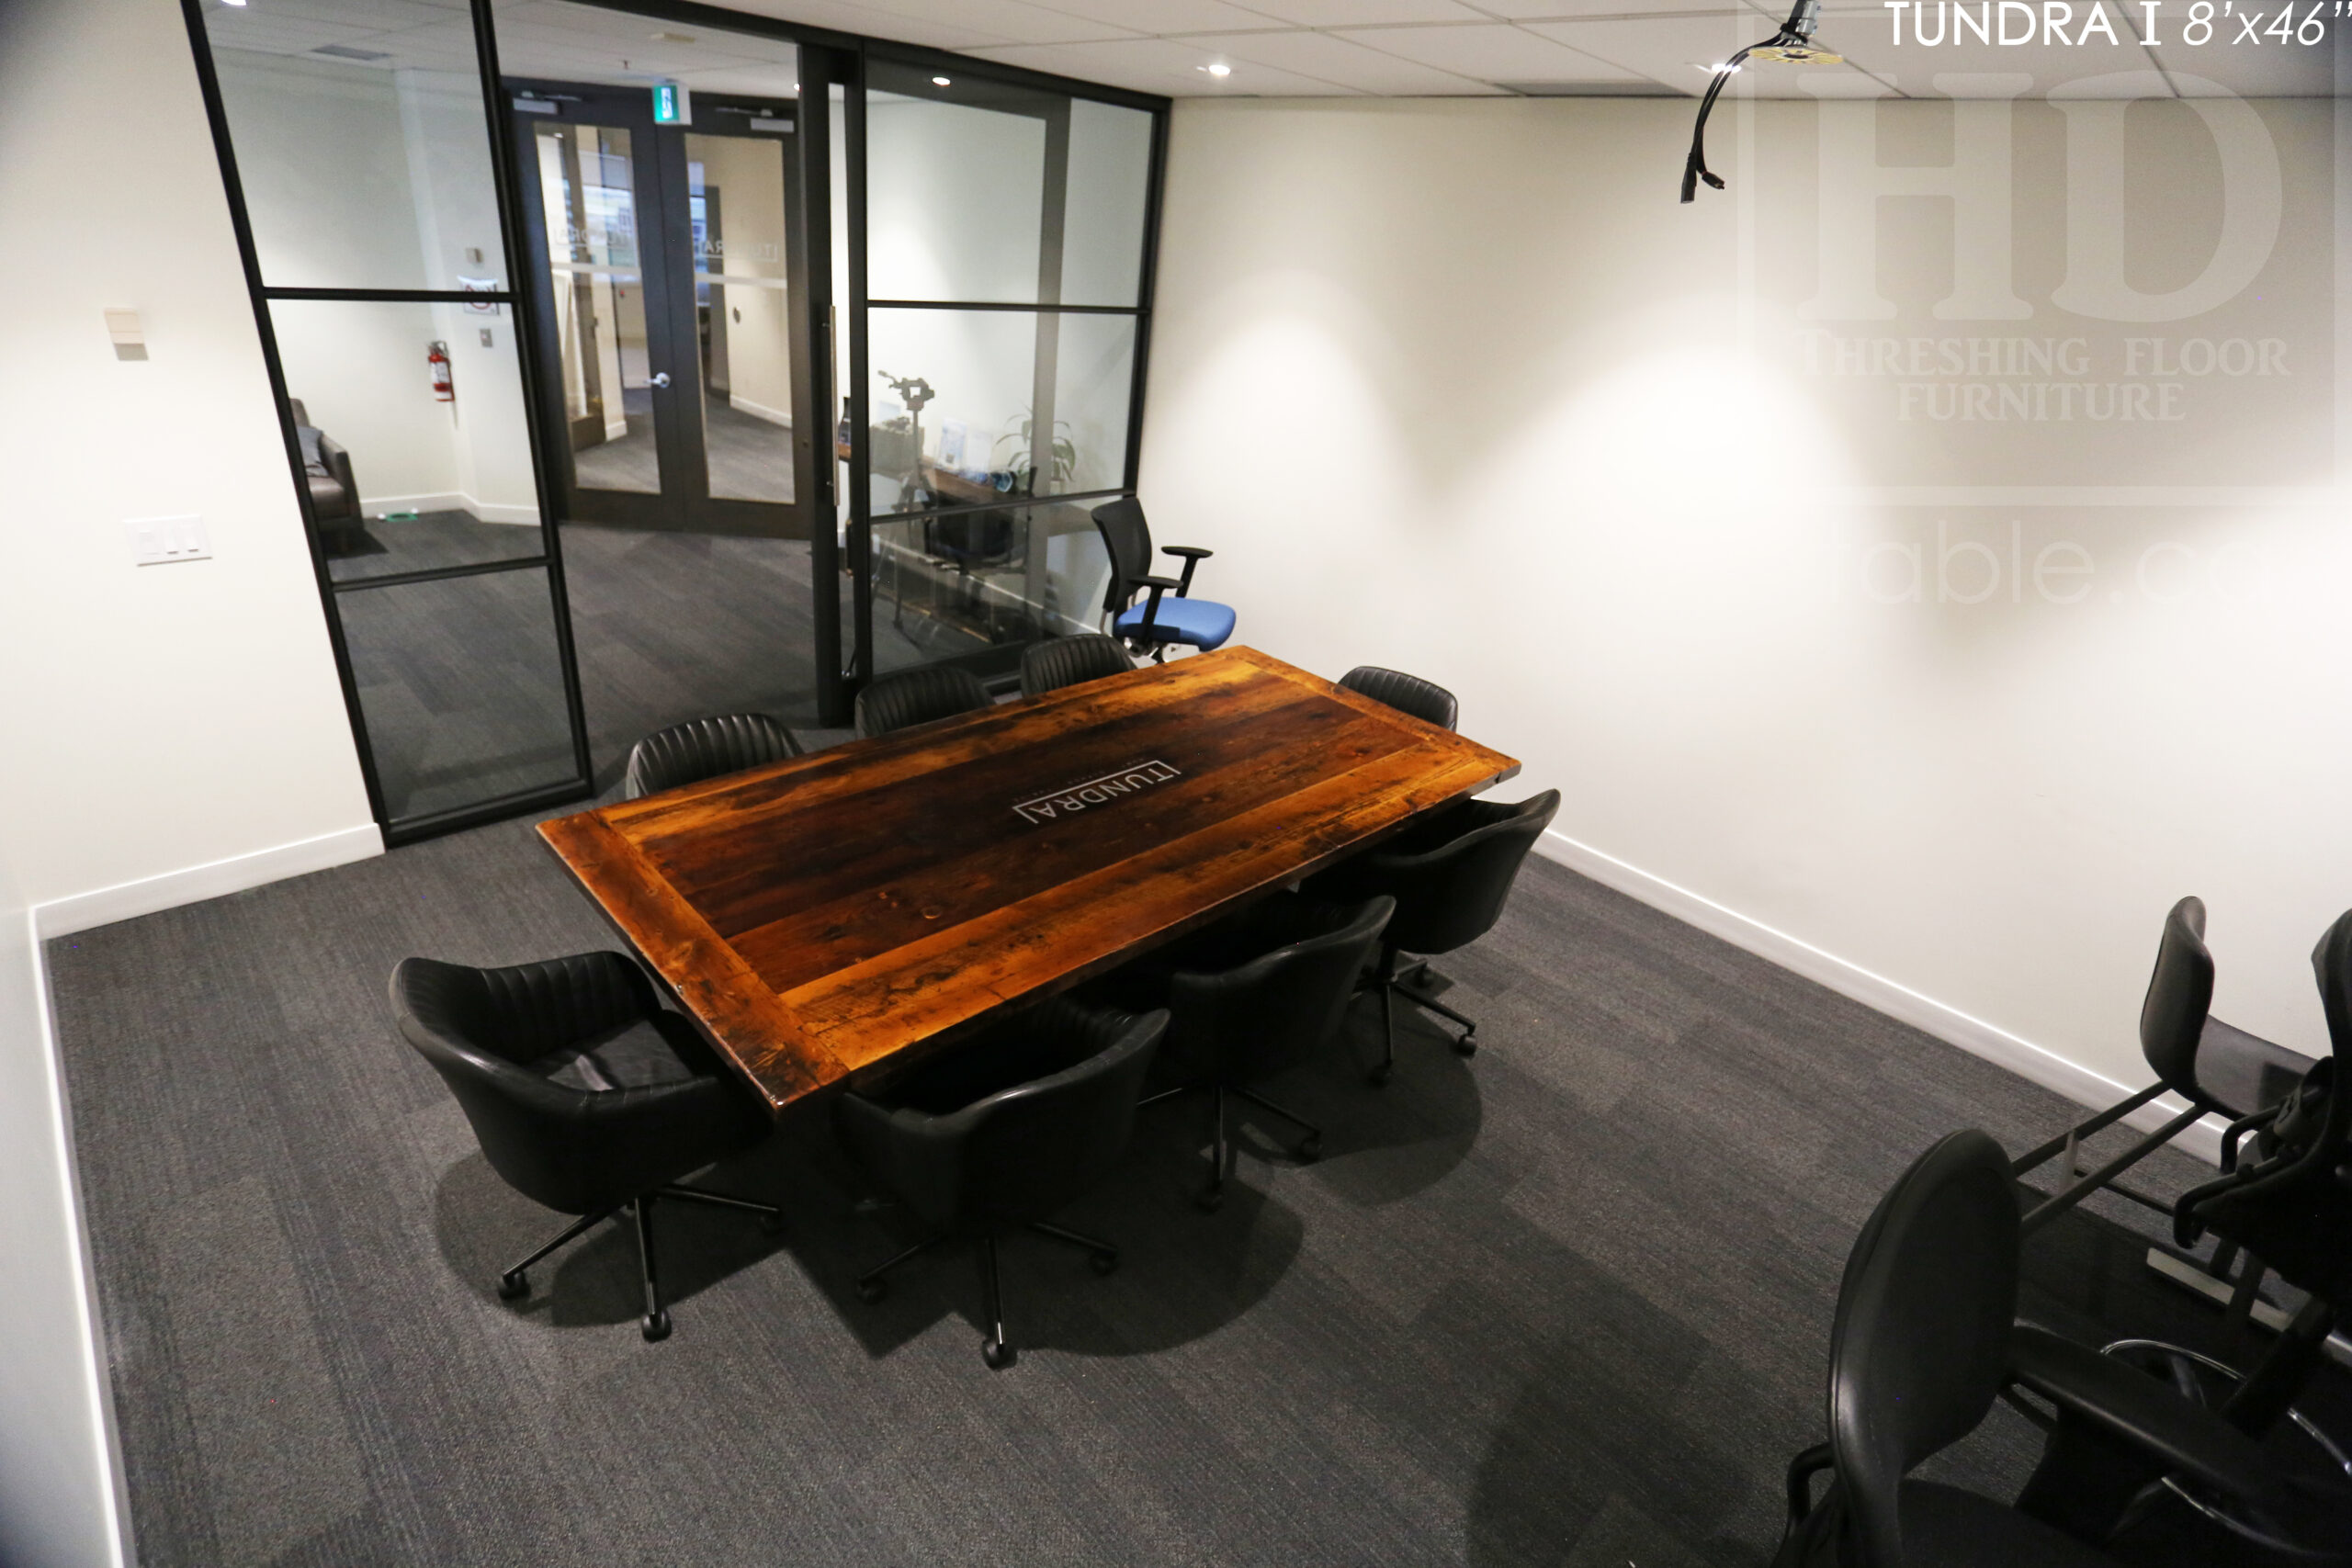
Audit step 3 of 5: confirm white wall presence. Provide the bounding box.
[1142,96,2352,1122]
[0,0,379,927]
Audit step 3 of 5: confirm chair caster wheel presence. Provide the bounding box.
[759,1213,786,1237]
[983,1337,1016,1370]
[1089,1250,1118,1276]
[1452,1033,1477,1057]
[640,1310,673,1342]
[1367,1064,1393,1087]
[855,1278,887,1303]
[1295,1134,1323,1163]
[497,1271,529,1301]
[1196,1187,1224,1213]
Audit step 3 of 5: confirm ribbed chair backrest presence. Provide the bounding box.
[953,1003,1166,1223]
[623,712,802,800]
[1020,635,1134,698]
[1091,499,1154,615]
[2138,896,2217,1100]
[854,665,991,738]
[1827,1130,2020,1568]
[390,953,759,1216]
[1170,897,1393,1082]
[1374,791,1561,955]
[1340,666,1458,730]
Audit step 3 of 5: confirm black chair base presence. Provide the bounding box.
[1140,1081,1320,1211]
[496,1184,783,1343]
[1364,949,1478,1084]
[854,1222,1119,1369]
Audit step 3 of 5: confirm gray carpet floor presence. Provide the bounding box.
[51,800,2328,1567]
[571,389,795,502]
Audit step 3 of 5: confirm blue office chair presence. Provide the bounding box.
[1091,499,1235,661]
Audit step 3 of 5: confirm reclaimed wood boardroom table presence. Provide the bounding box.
[538,647,1521,1116]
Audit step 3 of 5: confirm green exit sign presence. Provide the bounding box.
[651,83,690,125]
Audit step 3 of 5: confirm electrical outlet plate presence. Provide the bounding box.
[125,514,211,566]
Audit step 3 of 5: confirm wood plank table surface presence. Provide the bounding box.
[539,647,1521,1114]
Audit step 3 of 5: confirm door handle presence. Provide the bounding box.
[648,372,673,389]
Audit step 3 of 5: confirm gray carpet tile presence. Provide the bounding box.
[48,811,2315,1567]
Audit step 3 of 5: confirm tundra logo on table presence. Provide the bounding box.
[1014,760,1182,825]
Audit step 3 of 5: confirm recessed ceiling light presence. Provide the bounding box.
[1696,62,1741,73]
[651,31,694,42]
[219,0,247,8]
[933,75,951,86]
[1200,62,1232,77]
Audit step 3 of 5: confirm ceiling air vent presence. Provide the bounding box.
[1490,79,1676,97]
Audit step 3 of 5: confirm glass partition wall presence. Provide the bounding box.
[186,0,590,840]
[185,0,1163,843]
[846,63,1160,685]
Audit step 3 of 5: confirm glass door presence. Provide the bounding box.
[511,83,809,542]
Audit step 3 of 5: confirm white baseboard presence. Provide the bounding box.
[362,494,539,526]
[727,394,792,428]
[33,824,383,940]
[363,491,468,518]
[1533,828,2226,1168]
[465,500,541,525]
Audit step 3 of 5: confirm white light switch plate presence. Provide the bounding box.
[125,514,211,566]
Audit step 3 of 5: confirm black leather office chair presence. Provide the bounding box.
[1316,791,1560,1083]
[1019,634,1134,698]
[2012,897,2310,1235]
[288,397,364,554]
[1776,1130,2290,1568]
[836,998,1167,1368]
[854,664,991,739]
[1091,498,1235,661]
[1135,894,1394,1211]
[390,952,780,1342]
[1339,666,1458,730]
[622,712,803,800]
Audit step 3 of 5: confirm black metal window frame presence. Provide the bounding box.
[180,0,1170,832]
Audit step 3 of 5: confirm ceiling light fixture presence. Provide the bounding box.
[219,0,248,7]
[1680,0,1839,202]
[1201,62,1232,77]
[933,75,951,85]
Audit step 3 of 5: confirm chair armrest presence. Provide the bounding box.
[1131,575,1183,636]
[2009,1325,2283,1507]
[1160,545,1211,594]
[1784,1441,1833,1522]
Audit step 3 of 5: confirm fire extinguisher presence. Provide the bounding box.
[428,340,454,403]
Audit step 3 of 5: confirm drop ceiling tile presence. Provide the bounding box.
[1523,14,1888,92]
[1185,28,1503,90]
[859,0,1141,44]
[203,15,382,56]
[2164,45,2336,96]
[961,36,1361,91]
[1814,6,2169,96]
[1466,0,1780,18]
[1228,0,1492,23]
[1337,20,1647,81]
[1025,0,1289,33]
